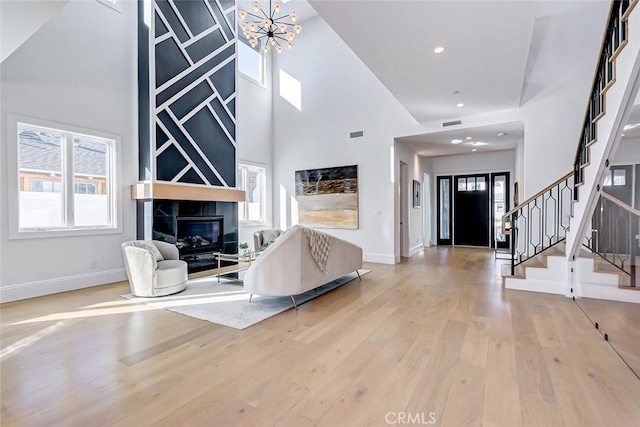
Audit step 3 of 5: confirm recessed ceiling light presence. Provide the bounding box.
[621,133,626,136]
[433,46,446,54]
[472,149,477,152]
[457,103,464,108]
[451,139,463,144]
[466,136,472,140]
[474,141,487,146]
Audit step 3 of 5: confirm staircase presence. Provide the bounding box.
[502,0,640,300]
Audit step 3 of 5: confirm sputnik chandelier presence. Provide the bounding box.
[239,1,302,53]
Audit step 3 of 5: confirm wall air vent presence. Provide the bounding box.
[349,130,364,139]
[442,120,462,127]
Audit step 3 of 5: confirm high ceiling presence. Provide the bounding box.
[254,1,625,156]
[309,0,539,124]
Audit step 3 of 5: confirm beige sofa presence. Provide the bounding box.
[121,240,188,297]
[243,225,363,308]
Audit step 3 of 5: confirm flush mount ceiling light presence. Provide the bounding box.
[623,122,640,130]
[466,141,487,146]
[472,149,477,152]
[466,136,472,140]
[456,103,464,108]
[451,139,463,144]
[239,1,302,53]
[433,46,446,54]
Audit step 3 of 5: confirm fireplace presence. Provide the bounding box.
[176,216,224,256]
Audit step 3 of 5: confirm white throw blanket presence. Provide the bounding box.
[303,227,331,273]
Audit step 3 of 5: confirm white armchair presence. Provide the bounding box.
[121,240,188,297]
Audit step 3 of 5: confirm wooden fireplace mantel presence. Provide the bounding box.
[130,181,246,202]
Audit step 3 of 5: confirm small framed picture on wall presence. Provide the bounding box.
[413,180,421,208]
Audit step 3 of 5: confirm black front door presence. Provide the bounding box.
[454,174,490,246]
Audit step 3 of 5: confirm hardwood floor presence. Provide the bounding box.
[1,247,639,426]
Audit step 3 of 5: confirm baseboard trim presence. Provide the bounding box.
[409,244,423,257]
[580,284,640,304]
[504,277,567,296]
[363,252,396,265]
[0,269,127,303]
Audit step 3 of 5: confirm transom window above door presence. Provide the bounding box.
[457,176,486,192]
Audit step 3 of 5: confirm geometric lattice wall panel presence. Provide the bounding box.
[152,0,236,187]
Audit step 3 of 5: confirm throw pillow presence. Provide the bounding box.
[261,229,281,247]
[130,240,165,261]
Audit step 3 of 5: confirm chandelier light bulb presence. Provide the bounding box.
[238,1,300,53]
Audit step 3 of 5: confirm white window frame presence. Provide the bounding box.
[237,38,266,87]
[238,162,267,225]
[7,115,122,239]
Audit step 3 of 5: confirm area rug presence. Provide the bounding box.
[122,269,369,330]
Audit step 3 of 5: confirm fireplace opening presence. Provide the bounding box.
[176,216,224,256]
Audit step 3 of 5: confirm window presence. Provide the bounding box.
[238,163,266,223]
[238,39,264,84]
[279,69,302,111]
[603,169,626,186]
[14,122,118,235]
[457,176,486,192]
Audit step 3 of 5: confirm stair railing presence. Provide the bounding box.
[583,192,638,286]
[574,0,635,198]
[502,172,574,275]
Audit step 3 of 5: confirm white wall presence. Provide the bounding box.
[0,0,69,63]
[432,149,515,176]
[0,0,137,301]
[236,54,275,249]
[395,141,428,258]
[271,16,420,264]
[520,85,589,197]
[614,137,640,164]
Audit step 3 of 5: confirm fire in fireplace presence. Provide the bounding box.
[176,216,224,255]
